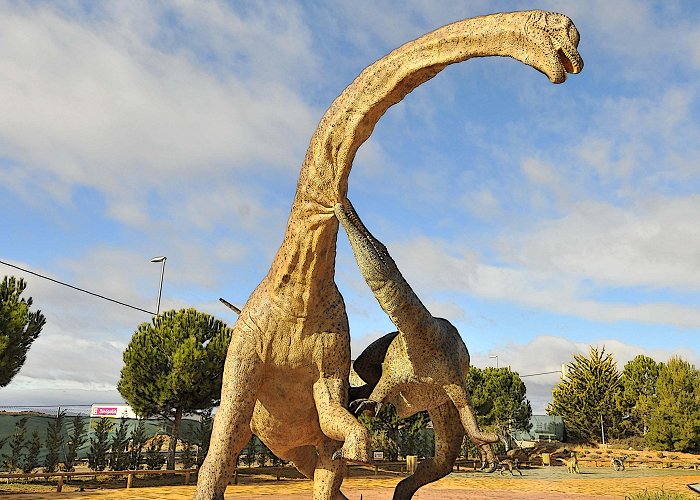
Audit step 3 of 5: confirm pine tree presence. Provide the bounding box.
[180,437,196,469]
[358,404,430,460]
[2,417,28,472]
[87,418,113,471]
[118,308,231,469]
[0,276,46,387]
[109,417,131,471]
[618,355,660,437]
[21,430,41,473]
[468,366,532,433]
[193,410,213,468]
[645,357,700,452]
[547,346,623,442]
[127,419,147,470]
[64,415,87,472]
[242,437,258,467]
[44,411,65,473]
[144,435,166,470]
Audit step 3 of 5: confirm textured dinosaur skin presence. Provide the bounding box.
[195,10,582,500]
[337,200,502,498]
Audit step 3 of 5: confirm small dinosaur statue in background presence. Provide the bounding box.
[497,458,523,476]
[336,199,501,498]
[557,452,580,473]
[196,10,582,500]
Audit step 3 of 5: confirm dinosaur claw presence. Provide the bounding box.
[374,402,383,417]
[485,461,498,473]
[331,449,343,461]
[349,399,380,416]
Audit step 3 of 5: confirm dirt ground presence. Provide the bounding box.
[3,466,700,499]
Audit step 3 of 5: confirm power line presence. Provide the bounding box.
[520,370,562,378]
[0,259,156,315]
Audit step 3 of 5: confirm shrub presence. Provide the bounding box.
[144,435,166,470]
[625,490,695,499]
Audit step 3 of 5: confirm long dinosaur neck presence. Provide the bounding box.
[267,12,538,303]
[335,200,434,338]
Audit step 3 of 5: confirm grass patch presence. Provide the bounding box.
[625,490,696,500]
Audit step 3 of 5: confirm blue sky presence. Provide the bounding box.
[2,0,700,414]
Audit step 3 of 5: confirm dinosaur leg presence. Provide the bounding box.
[194,334,263,500]
[475,441,490,470]
[313,439,350,500]
[313,376,372,464]
[283,445,318,479]
[393,401,463,500]
[443,383,500,472]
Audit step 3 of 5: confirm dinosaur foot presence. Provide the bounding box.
[484,461,498,473]
[330,448,373,465]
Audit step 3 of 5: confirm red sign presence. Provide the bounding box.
[95,407,118,416]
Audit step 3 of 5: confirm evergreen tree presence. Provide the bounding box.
[118,308,231,469]
[127,419,148,470]
[64,415,87,472]
[193,410,213,468]
[398,411,432,458]
[87,418,113,471]
[242,437,258,467]
[645,357,700,452]
[44,411,65,473]
[618,355,660,437]
[21,430,41,473]
[2,417,28,472]
[0,276,46,387]
[468,366,532,433]
[109,417,131,471]
[180,436,196,469]
[358,404,429,460]
[144,435,166,470]
[547,346,623,442]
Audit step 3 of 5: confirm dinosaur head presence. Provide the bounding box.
[520,11,583,84]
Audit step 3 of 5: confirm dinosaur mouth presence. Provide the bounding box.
[550,32,582,75]
[558,48,574,73]
[557,45,581,74]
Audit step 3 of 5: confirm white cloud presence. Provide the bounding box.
[513,197,700,291]
[0,2,318,225]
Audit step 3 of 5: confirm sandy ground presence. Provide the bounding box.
[3,467,700,499]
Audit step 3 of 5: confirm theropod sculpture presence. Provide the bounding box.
[195,10,582,500]
[337,200,500,498]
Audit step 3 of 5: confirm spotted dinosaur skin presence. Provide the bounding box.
[337,200,503,498]
[195,10,582,500]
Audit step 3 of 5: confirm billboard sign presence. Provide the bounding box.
[90,404,137,419]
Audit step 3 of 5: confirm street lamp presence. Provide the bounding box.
[150,256,167,315]
[489,354,499,369]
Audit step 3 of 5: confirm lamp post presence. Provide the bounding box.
[150,256,167,315]
[489,354,499,369]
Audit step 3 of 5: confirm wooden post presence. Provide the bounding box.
[406,456,418,475]
[126,473,133,488]
[184,471,191,485]
[233,469,238,485]
[374,464,378,476]
[56,475,64,493]
[276,467,281,481]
